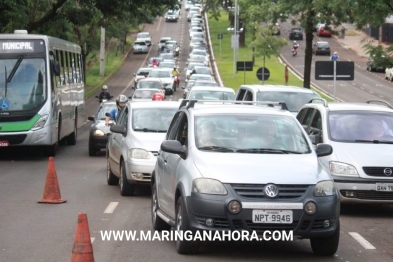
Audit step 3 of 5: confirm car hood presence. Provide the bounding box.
[329,141,393,171]
[91,120,112,134]
[129,132,166,152]
[192,150,328,184]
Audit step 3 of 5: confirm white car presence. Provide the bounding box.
[184,86,235,100]
[186,73,213,83]
[185,0,194,11]
[130,88,164,101]
[133,67,152,87]
[148,68,176,95]
[165,10,179,22]
[132,41,149,54]
[385,67,393,81]
[106,101,179,196]
[136,32,152,46]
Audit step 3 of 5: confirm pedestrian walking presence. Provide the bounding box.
[331,51,339,61]
[341,26,346,39]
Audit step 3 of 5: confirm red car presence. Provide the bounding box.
[317,25,332,37]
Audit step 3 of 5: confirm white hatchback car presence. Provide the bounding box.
[136,32,152,46]
[106,101,179,196]
[297,99,393,204]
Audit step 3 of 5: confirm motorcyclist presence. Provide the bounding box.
[152,59,159,67]
[105,94,128,126]
[171,66,180,77]
[188,68,197,79]
[97,85,112,101]
[292,41,299,51]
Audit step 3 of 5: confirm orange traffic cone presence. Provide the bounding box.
[37,157,67,204]
[71,213,95,262]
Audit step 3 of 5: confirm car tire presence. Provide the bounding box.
[310,220,340,256]
[175,197,199,254]
[88,140,99,156]
[106,154,119,185]
[119,161,134,196]
[151,182,171,231]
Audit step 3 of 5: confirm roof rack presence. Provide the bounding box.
[309,98,328,107]
[366,100,393,109]
[179,100,289,111]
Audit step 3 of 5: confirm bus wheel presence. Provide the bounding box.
[66,117,77,145]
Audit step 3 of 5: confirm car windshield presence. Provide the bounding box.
[160,39,170,43]
[257,91,319,112]
[194,115,311,153]
[134,42,146,46]
[150,70,171,78]
[136,69,151,76]
[133,90,159,99]
[189,91,234,100]
[132,108,177,132]
[195,67,211,74]
[194,81,218,86]
[159,62,175,68]
[137,81,162,89]
[187,63,204,70]
[329,111,393,142]
[97,104,117,120]
[138,33,150,38]
[189,75,211,81]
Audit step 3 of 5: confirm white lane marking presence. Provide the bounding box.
[91,237,95,243]
[348,232,376,249]
[104,202,119,214]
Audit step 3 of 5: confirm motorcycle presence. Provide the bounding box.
[95,95,113,103]
[292,46,298,56]
[173,75,179,92]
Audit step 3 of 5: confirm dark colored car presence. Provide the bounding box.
[312,41,331,56]
[88,101,117,156]
[289,28,303,40]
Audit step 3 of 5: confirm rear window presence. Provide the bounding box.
[318,42,329,48]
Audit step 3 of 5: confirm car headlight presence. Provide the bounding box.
[330,161,358,176]
[31,113,49,131]
[314,181,336,196]
[192,178,227,195]
[93,129,105,136]
[128,148,151,159]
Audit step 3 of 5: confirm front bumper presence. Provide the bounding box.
[333,175,393,203]
[125,157,156,185]
[183,184,339,239]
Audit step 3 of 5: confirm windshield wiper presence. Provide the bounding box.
[7,55,24,83]
[355,139,393,144]
[198,146,235,152]
[133,128,167,133]
[236,148,301,154]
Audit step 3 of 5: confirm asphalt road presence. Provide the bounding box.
[0,5,393,262]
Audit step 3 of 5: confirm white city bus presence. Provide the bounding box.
[0,30,85,156]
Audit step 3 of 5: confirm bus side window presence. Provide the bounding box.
[59,50,66,86]
[78,54,83,83]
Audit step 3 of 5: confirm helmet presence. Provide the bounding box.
[293,41,297,44]
[334,51,337,55]
[173,66,177,69]
[102,85,108,91]
[116,94,128,108]
[152,93,164,101]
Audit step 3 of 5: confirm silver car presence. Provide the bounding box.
[136,32,152,46]
[106,101,179,196]
[148,68,175,95]
[132,41,149,54]
[152,100,339,255]
[297,99,393,204]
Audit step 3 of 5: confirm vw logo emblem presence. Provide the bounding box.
[264,184,279,198]
[384,168,392,176]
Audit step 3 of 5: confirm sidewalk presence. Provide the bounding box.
[332,23,383,58]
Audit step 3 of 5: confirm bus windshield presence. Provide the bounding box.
[0,58,46,111]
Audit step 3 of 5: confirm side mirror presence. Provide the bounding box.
[110,125,127,136]
[95,95,99,98]
[132,86,135,89]
[88,116,95,121]
[161,140,187,159]
[133,73,136,76]
[315,144,333,157]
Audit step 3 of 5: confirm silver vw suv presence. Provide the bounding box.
[151,100,340,255]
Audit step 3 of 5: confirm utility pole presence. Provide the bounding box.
[100,26,105,76]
